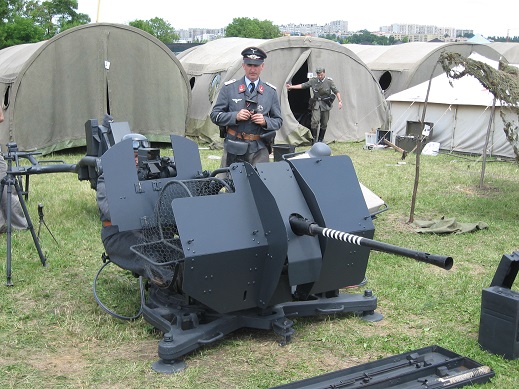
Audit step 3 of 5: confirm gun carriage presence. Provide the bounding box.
[99,134,452,372]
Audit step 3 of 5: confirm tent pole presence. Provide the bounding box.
[96,0,101,23]
[408,62,437,223]
[480,96,497,189]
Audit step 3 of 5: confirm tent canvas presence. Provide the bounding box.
[0,23,191,153]
[346,42,504,98]
[488,42,519,65]
[467,34,491,44]
[387,54,515,159]
[179,36,389,146]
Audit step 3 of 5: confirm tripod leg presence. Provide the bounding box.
[41,220,59,245]
[13,179,47,268]
[1,180,14,286]
[24,175,29,201]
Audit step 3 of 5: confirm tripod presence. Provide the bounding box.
[1,146,47,286]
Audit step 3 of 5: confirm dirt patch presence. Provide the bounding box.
[379,214,415,233]
[30,346,88,378]
[454,184,501,197]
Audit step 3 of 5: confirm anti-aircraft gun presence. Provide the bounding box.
[99,135,453,373]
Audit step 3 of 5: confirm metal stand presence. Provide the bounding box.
[37,203,58,245]
[1,152,47,286]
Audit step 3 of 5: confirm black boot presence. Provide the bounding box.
[318,128,326,143]
[310,128,317,144]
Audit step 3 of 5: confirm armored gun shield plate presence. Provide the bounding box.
[287,155,375,292]
[172,163,287,314]
[255,161,322,286]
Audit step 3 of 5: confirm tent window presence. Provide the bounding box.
[3,85,11,109]
[209,74,220,104]
[189,77,195,90]
[379,71,392,91]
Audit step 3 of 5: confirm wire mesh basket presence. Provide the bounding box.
[130,177,233,287]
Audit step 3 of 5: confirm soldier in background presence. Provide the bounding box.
[286,67,343,144]
[211,46,282,167]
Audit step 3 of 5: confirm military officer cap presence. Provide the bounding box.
[241,47,267,65]
[315,67,325,74]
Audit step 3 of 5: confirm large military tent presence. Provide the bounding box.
[386,54,515,159]
[0,23,190,153]
[178,36,388,146]
[345,42,504,98]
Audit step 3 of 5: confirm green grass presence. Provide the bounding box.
[1,142,518,388]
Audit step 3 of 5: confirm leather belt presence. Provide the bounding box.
[102,220,112,227]
[227,128,261,141]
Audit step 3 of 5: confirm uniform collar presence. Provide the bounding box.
[245,77,258,89]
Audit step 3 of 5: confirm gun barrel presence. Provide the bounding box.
[351,234,453,270]
[289,214,453,270]
[13,163,78,175]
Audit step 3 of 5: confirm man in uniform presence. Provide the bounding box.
[96,133,182,294]
[286,67,343,144]
[210,46,282,167]
[0,110,28,232]
[96,133,150,276]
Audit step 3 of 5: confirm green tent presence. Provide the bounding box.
[0,23,191,153]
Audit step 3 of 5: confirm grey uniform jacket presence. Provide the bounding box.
[96,174,118,241]
[0,155,28,231]
[210,77,283,153]
[302,77,340,112]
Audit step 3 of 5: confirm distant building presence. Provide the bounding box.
[276,20,348,37]
[174,21,473,43]
[324,20,348,35]
[380,23,473,42]
[278,23,322,37]
[176,28,225,42]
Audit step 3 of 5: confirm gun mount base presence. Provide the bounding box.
[360,311,384,322]
[151,359,187,374]
[145,289,379,372]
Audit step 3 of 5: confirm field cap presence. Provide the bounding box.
[242,47,267,65]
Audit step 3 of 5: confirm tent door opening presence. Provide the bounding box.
[105,82,111,115]
[287,62,312,130]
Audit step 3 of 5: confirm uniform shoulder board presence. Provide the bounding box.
[224,79,237,85]
[327,77,334,80]
[264,81,277,90]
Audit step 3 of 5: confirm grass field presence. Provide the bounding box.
[1,141,518,388]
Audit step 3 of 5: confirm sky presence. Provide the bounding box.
[77,0,518,38]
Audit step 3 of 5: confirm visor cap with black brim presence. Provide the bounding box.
[241,47,267,65]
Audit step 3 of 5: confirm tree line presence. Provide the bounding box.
[0,0,90,49]
[0,1,285,49]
